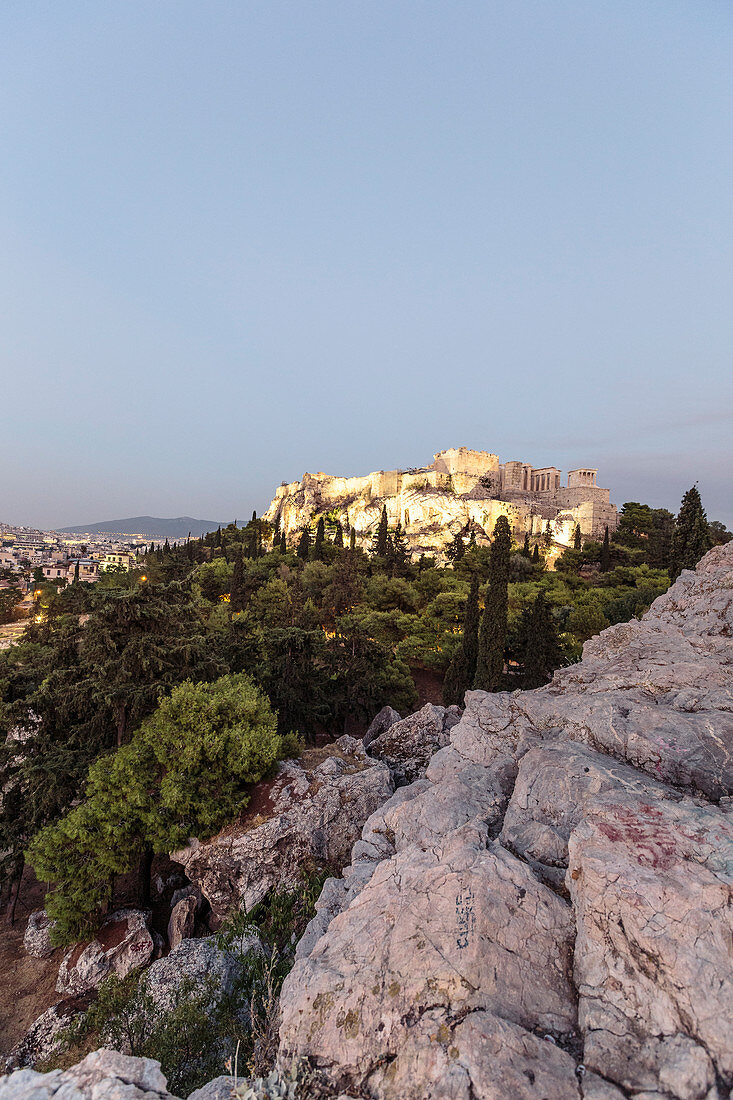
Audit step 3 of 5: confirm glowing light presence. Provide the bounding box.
[140,575,148,583]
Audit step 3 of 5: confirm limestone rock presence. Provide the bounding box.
[23,910,56,960]
[56,909,154,997]
[363,705,401,750]
[167,894,197,950]
[280,822,577,1089]
[5,997,89,1071]
[367,702,454,784]
[173,736,393,923]
[568,792,733,1096]
[0,1049,177,1100]
[187,1077,236,1100]
[141,934,261,1014]
[278,543,733,1098]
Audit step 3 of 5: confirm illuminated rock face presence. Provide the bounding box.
[263,448,618,558]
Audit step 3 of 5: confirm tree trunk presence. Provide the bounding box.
[7,856,24,925]
[139,846,154,908]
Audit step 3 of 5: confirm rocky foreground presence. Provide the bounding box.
[2,542,732,1099]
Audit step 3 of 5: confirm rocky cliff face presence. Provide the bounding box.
[278,542,733,1099]
[3,544,732,1100]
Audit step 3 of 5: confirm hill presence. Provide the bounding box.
[58,516,226,539]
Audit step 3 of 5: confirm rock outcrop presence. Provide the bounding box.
[278,543,733,1099]
[367,702,461,785]
[56,910,154,997]
[173,736,393,924]
[3,545,732,1100]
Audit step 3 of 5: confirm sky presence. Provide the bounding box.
[2,0,732,530]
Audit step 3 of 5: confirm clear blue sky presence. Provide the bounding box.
[2,1,732,529]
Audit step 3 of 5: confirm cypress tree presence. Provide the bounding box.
[313,517,326,560]
[230,546,245,613]
[391,522,409,570]
[531,543,540,565]
[446,532,465,563]
[350,529,357,551]
[279,531,287,554]
[333,522,344,549]
[600,526,611,572]
[521,592,561,689]
[542,521,553,549]
[522,532,531,557]
[573,524,582,551]
[214,527,222,548]
[297,528,311,560]
[474,516,511,691]
[373,505,389,557]
[273,516,281,548]
[669,486,711,582]
[444,572,482,705]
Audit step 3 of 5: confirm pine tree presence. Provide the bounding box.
[333,522,344,549]
[521,592,561,689]
[313,517,326,561]
[600,526,611,572]
[573,524,582,551]
[669,486,712,582]
[230,546,245,613]
[474,516,511,691]
[297,528,311,560]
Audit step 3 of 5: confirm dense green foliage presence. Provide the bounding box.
[27,674,286,942]
[2,487,728,933]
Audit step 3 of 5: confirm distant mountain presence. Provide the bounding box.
[59,516,227,539]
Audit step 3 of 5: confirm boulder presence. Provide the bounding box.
[173,736,393,923]
[56,909,154,997]
[141,933,262,1014]
[167,894,197,950]
[22,911,56,960]
[363,705,401,749]
[280,822,577,1089]
[367,702,456,784]
[568,792,733,1096]
[0,1049,177,1100]
[4,997,90,1072]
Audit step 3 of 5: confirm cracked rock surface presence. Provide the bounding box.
[279,543,733,1098]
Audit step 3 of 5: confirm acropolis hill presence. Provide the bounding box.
[264,447,618,558]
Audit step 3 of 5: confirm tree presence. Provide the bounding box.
[333,522,344,549]
[372,506,389,557]
[573,524,582,551]
[27,674,285,943]
[296,528,311,561]
[349,529,356,551]
[474,517,511,691]
[272,517,281,548]
[669,486,712,582]
[522,533,531,558]
[388,523,409,573]
[521,593,561,689]
[600,526,611,572]
[445,532,465,563]
[230,547,245,613]
[313,517,326,561]
[442,574,480,706]
[531,543,540,565]
[542,521,553,549]
[279,532,287,554]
